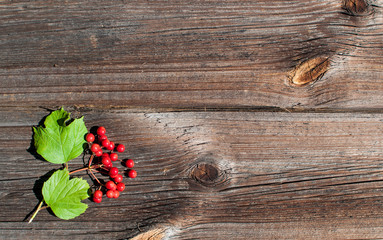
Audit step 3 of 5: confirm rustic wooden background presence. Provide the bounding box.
[1,0,383,239]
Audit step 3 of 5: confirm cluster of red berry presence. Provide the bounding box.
[85,126,137,203]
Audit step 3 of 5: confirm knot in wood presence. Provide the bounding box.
[288,56,330,87]
[343,0,369,16]
[191,163,225,187]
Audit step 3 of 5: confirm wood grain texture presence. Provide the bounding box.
[0,0,382,109]
[288,56,330,87]
[1,0,383,239]
[2,107,383,239]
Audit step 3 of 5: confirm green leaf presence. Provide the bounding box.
[42,169,89,220]
[33,108,87,164]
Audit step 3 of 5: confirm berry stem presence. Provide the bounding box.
[68,165,102,185]
[88,155,94,167]
[69,167,90,175]
[88,169,101,185]
[68,164,101,175]
[28,200,44,224]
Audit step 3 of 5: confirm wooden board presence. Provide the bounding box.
[2,108,383,239]
[0,0,382,110]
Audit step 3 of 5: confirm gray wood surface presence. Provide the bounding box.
[1,0,382,110]
[2,109,383,239]
[1,0,383,239]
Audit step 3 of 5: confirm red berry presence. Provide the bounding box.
[102,139,111,148]
[125,159,134,168]
[94,190,103,199]
[106,190,114,198]
[101,156,111,166]
[85,133,95,142]
[90,143,101,153]
[105,180,117,190]
[116,144,125,153]
[104,161,113,168]
[93,196,102,203]
[98,134,108,142]
[110,153,118,161]
[107,141,115,151]
[101,152,109,157]
[95,149,103,157]
[101,153,109,161]
[113,174,123,183]
[128,169,137,178]
[109,167,119,177]
[113,190,120,198]
[116,182,125,192]
[97,126,106,136]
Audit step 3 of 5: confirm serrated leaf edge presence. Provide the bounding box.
[33,108,87,164]
[42,169,90,220]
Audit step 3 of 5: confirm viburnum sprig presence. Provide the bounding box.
[28,107,137,223]
[84,128,137,204]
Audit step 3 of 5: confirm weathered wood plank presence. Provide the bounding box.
[0,0,382,109]
[1,0,383,238]
[2,107,383,239]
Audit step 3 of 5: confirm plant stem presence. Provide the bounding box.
[88,155,94,168]
[88,169,101,185]
[28,200,44,224]
[87,155,102,184]
[69,167,89,175]
[68,158,102,185]
[68,164,101,175]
